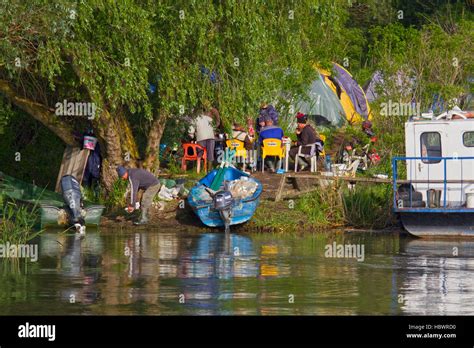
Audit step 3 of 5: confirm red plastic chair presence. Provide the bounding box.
[181,143,207,173]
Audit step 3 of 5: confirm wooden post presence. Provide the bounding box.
[274,173,287,202]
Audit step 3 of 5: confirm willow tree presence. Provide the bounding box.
[0,0,352,190]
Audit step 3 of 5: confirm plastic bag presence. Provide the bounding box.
[228,178,258,199]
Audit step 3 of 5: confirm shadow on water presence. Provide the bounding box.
[1,227,474,315]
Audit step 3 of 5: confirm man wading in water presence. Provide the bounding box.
[117,166,161,225]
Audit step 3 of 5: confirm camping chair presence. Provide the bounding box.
[226,139,248,171]
[261,138,285,173]
[294,137,324,173]
[181,143,207,174]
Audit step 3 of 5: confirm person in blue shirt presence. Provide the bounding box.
[259,117,284,172]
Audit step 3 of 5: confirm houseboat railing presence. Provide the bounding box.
[392,156,474,213]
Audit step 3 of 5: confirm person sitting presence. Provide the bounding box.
[289,113,322,171]
[255,115,267,134]
[259,116,284,172]
[232,122,253,150]
[117,166,161,225]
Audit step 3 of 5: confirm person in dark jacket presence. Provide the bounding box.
[289,113,322,170]
[259,102,279,124]
[256,102,279,133]
[117,166,161,225]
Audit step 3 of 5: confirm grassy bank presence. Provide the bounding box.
[0,198,42,244]
[249,183,395,232]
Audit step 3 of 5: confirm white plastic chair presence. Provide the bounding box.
[294,143,320,172]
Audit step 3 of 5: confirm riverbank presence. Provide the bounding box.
[99,180,398,233]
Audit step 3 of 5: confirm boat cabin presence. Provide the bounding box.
[403,117,474,207]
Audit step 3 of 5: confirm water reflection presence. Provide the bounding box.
[397,239,474,315]
[1,229,474,315]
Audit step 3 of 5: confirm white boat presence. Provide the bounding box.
[392,111,474,237]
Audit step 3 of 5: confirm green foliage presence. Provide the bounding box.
[0,96,12,134]
[296,184,345,227]
[0,199,41,244]
[342,184,394,229]
[0,110,64,188]
[252,182,395,232]
[102,179,128,210]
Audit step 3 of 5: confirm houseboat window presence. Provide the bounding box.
[463,132,474,147]
[420,132,441,163]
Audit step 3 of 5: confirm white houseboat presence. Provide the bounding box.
[392,110,474,237]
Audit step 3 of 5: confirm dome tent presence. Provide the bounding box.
[295,71,347,127]
[319,63,372,124]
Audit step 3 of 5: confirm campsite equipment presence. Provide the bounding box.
[226,139,248,171]
[466,191,474,208]
[55,146,90,192]
[294,140,323,173]
[187,167,262,228]
[261,138,285,172]
[181,143,207,173]
[294,71,346,127]
[318,63,371,124]
[83,135,98,150]
[325,155,332,172]
[292,63,370,128]
[427,189,442,208]
[392,111,474,237]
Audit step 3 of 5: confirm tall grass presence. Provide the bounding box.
[251,182,395,232]
[342,184,394,229]
[0,199,42,244]
[102,179,129,210]
[295,181,345,228]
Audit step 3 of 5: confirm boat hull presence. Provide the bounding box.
[40,204,105,228]
[400,212,474,237]
[192,197,261,227]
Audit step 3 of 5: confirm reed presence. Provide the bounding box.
[0,199,42,244]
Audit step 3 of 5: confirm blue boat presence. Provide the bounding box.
[187,167,263,227]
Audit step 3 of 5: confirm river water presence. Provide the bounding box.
[1,227,474,315]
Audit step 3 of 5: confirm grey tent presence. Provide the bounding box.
[295,72,346,127]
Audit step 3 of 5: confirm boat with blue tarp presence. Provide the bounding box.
[187,166,262,228]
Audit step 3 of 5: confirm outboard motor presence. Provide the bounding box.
[213,190,233,234]
[60,175,85,234]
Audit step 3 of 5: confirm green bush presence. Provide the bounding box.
[342,184,394,229]
[0,199,41,244]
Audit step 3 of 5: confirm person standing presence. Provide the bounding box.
[189,103,220,171]
[258,102,279,129]
[117,166,161,225]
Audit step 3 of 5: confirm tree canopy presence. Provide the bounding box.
[0,0,472,189]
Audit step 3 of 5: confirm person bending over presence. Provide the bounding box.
[117,166,161,225]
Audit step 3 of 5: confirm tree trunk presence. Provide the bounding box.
[0,79,76,146]
[143,111,168,174]
[94,108,140,193]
